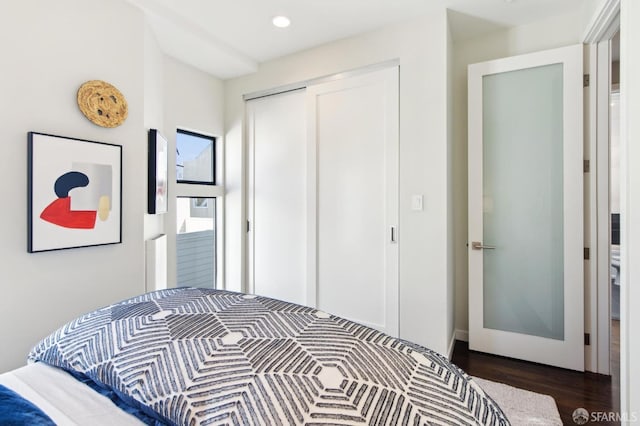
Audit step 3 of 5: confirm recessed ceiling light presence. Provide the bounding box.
[272,15,291,28]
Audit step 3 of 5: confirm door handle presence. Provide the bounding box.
[390,226,397,243]
[471,241,495,250]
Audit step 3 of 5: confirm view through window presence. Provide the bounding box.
[175,129,218,288]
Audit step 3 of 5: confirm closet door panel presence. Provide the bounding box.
[247,90,307,305]
[308,67,399,336]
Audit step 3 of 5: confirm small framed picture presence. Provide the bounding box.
[28,132,122,253]
[148,129,168,214]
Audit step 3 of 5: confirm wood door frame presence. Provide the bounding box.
[583,0,620,375]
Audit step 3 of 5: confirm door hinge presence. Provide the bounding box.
[584,159,590,173]
[585,333,591,346]
[583,74,590,87]
[584,247,590,260]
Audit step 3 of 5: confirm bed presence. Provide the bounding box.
[0,287,509,425]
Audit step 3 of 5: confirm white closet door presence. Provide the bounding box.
[246,89,307,305]
[307,67,399,336]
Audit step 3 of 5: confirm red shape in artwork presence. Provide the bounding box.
[40,197,97,229]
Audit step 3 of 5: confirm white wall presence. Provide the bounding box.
[620,0,640,418]
[0,0,147,372]
[0,0,225,373]
[452,10,584,339]
[224,11,454,356]
[446,18,456,356]
[142,25,225,290]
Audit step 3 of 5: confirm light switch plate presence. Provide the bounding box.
[411,195,423,211]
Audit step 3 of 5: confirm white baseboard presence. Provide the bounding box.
[447,330,456,360]
[455,329,469,342]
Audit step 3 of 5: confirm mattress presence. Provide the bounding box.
[22,287,508,425]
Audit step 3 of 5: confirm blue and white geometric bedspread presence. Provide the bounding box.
[30,288,510,425]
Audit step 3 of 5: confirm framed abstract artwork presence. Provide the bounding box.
[148,129,168,214]
[27,132,122,253]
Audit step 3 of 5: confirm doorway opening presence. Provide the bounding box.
[609,29,621,390]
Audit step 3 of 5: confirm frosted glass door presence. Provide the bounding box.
[468,45,584,371]
[482,64,564,340]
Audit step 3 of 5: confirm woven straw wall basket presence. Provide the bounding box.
[77,80,128,128]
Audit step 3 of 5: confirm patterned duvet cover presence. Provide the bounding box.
[30,288,509,425]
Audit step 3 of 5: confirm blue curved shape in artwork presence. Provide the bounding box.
[54,172,89,198]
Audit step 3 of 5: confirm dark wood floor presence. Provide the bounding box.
[452,320,620,425]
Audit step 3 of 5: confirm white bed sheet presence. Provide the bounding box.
[0,362,144,426]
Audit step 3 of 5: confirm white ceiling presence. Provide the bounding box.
[126,0,585,79]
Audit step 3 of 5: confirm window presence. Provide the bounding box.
[176,197,216,288]
[176,129,215,184]
[174,129,221,289]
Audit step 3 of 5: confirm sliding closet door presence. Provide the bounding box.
[246,90,307,305]
[307,67,399,336]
